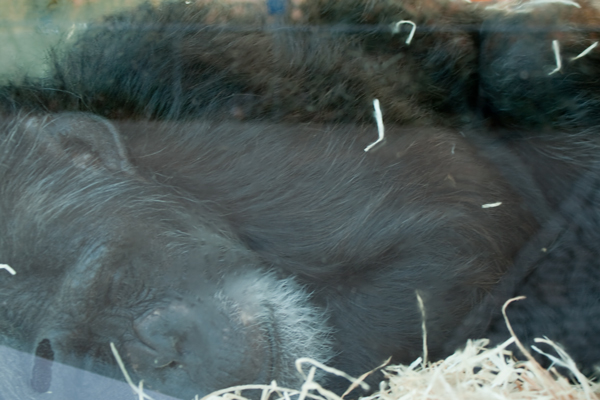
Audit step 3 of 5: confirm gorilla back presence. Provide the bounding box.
[0,112,536,399]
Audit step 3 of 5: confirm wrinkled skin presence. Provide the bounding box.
[0,113,537,399]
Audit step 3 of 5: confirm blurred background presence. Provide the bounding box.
[0,0,156,79]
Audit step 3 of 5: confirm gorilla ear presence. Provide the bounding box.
[25,112,134,174]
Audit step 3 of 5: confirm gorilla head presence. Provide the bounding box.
[0,113,332,398]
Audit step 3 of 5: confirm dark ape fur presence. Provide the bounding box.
[464,0,600,373]
[486,164,600,375]
[2,0,600,397]
[474,3,600,365]
[4,0,600,132]
[479,1,600,132]
[0,113,536,398]
[0,0,481,125]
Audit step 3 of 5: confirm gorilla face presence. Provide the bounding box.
[0,114,332,399]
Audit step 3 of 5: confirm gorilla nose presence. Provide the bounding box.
[124,299,267,397]
[129,303,203,369]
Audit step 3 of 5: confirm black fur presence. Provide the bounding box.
[486,163,600,375]
[2,0,600,398]
[0,113,536,398]
[479,3,600,131]
[0,0,481,125]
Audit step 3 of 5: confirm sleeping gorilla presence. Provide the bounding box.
[0,113,536,398]
[1,0,600,398]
